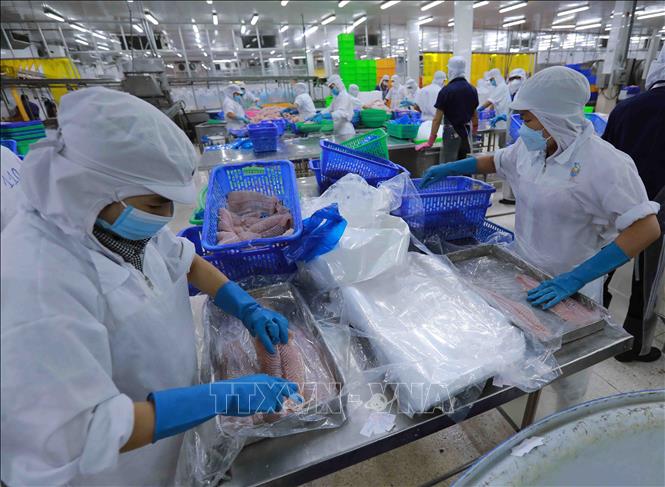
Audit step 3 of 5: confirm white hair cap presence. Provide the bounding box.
[448,56,466,80]
[646,45,665,90]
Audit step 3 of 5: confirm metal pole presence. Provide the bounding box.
[205,28,214,69]
[57,26,72,59]
[37,24,51,57]
[119,24,128,51]
[521,389,542,429]
[255,26,265,76]
[2,27,16,57]
[178,26,192,78]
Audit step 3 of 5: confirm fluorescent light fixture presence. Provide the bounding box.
[70,23,89,33]
[551,24,575,29]
[75,38,89,46]
[421,1,444,11]
[91,31,107,40]
[473,0,489,7]
[504,14,525,22]
[98,45,110,51]
[576,17,602,25]
[510,47,519,52]
[503,19,526,27]
[269,57,286,62]
[604,25,611,30]
[241,25,247,34]
[499,2,527,14]
[305,25,319,36]
[166,63,174,68]
[557,5,589,16]
[281,0,289,5]
[144,10,159,25]
[280,25,289,33]
[251,13,259,25]
[448,20,455,26]
[314,44,320,48]
[212,11,218,25]
[206,0,212,3]
[381,1,401,10]
[346,15,367,32]
[322,14,336,25]
[193,25,199,34]
[270,49,276,54]
[284,40,289,45]
[636,10,665,20]
[213,59,237,63]
[552,15,575,24]
[203,52,208,56]
[417,16,434,25]
[132,23,144,33]
[574,22,601,30]
[176,52,183,57]
[338,0,350,6]
[43,6,65,22]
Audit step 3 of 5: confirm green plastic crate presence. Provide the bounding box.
[339,128,389,159]
[584,105,594,114]
[189,186,208,225]
[321,119,334,133]
[296,121,322,133]
[360,109,390,128]
[386,122,420,139]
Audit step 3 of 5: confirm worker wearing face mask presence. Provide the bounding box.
[376,74,390,100]
[237,82,261,109]
[508,68,527,99]
[289,82,317,121]
[348,84,364,110]
[478,68,512,131]
[419,67,660,411]
[400,78,419,109]
[0,88,297,486]
[222,84,251,131]
[386,74,406,109]
[309,75,355,136]
[415,70,446,121]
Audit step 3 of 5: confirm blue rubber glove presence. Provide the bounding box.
[527,242,629,309]
[322,112,332,120]
[400,100,414,107]
[241,116,251,124]
[420,156,478,188]
[477,105,486,112]
[307,114,323,123]
[148,374,299,441]
[489,114,507,128]
[214,281,289,354]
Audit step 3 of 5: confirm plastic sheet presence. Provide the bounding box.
[176,283,347,486]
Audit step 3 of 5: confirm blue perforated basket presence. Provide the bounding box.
[201,160,303,252]
[178,226,297,295]
[261,118,286,135]
[319,139,407,189]
[248,122,278,152]
[398,176,495,240]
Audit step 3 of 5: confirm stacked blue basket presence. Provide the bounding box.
[261,118,286,135]
[248,122,279,152]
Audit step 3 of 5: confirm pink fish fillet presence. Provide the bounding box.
[483,289,553,342]
[247,213,293,238]
[218,208,236,232]
[227,191,279,218]
[516,274,601,326]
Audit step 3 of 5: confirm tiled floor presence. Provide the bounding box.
[175,177,664,487]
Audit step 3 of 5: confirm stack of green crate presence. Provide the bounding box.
[0,120,46,156]
[336,33,377,92]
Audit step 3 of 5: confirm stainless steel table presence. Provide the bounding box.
[223,324,632,486]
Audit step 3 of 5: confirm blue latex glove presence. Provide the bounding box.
[527,242,629,309]
[241,116,251,124]
[307,114,323,123]
[149,374,299,441]
[322,112,332,120]
[420,156,478,188]
[489,114,507,128]
[477,105,486,112]
[400,100,414,107]
[214,281,289,354]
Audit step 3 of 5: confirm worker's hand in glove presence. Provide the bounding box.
[489,114,507,128]
[420,156,478,188]
[400,100,414,107]
[149,374,299,441]
[321,112,333,120]
[477,105,486,112]
[241,116,251,124]
[214,281,289,354]
[527,242,629,309]
[307,114,323,123]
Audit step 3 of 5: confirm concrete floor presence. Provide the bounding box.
[172,176,664,487]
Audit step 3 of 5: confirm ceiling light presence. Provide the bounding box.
[284,40,289,45]
[315,44,320,48]
[281,0,289,5]
[251,13,259,25]
[552,15,575,24]
[417,16,434,25]
[280,25,289,33]
[448,20,455,26]
[557,5,589,17]
[421,1,444,11]
[503,19,526,27]
[70,23,89,33]
[381,1,401,10]
[144,10,159,25]
[636,10,665,20]
[91,31,108,40]
[551,24,575,29]
[499,2,527,14]
[338,0,350,6]
[176,52,183,57]
[576,17,602,25]
[75,38,89,46]
[98,45,110,51]
[43,6,65,22]
[574,22,602,30]
[269,57,286,62]
[270,49,276,54]
[346,15,367,32]
[473,0,489,7]
[305,24,319,36]
[132,23,144,33]
[193,25,199,34]
[504,14,525,22]
[212,11,218,25]
[241,25,247,34]
[322,14,336,25]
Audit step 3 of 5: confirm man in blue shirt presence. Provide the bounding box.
[416,56,478,163]
[602,47,665,363]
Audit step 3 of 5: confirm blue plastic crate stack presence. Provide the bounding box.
[248,122,279,153]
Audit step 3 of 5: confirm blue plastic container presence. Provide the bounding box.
[0,139,18,155]
[308,159,323,189]
[352,109,361,127]
[399,176,496,240]
[261,118,286,135]
[319,139,407,189]
[178,226,297,295]
[248,123,278,152]
[229,128,249,138]
[393,110,421,122]
[202,160,303,252]
[443,218,514,247]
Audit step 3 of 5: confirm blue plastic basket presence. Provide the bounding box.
[399,176,496,240]
[229,128,248,138]
[202,160,303,252]
[352,109,361,127]
[319,139,407,189]
[261,118,286,135]
[248,123,279,152]
[509,113,522,143]
[308,159,323,190]
[0,139,18,155]
[444,218,514,246]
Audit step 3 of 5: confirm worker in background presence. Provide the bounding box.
[386,74,406,109]
[601,46,665,363]
[415,56,478,163]
[348,84,364,110]
[476,75,492,106]
[420,66,661,410]
[222,84,251,131]
[42,97,58,118]
[1,144,22,232]
[1,87,297,486]
[309,75,355,136]
[18,93,40,120]
[508,68,528,99]
[376,74,390,100]
[415,70,446,121]
[237,81,261,108]
[285,82,317,121]
[479,68,512,133]
[400,78,419,109]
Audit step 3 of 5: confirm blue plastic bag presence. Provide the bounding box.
[283,204,347,263]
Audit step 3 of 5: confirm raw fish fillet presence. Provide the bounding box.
[482,289,553,342]
[516,274,601,326]
[248,213,293,238]
[227,191,279,218]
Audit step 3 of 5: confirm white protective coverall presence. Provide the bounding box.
[1,145,22,231]
[1,87,200,486]
[486,68,512,129]
[508,68,527,98]
[348,84,364,110]
[386,74,406,109]
[326,75,355,136]
[415,70,446,121]
[493,67,660,409]
[222,84,247,131]
[237,81,259,108]
[293,82,317,121]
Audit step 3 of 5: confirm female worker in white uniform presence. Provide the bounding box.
[0,87,297,486]
[310,75,355,137]
[479,68,511,130]
[420,67,661,409]
[292,82,317,121]
[222,84,251,130]
[415,70,446,121]
[386,74,406,109]
[400,78,420,109]
[348,83,364,110]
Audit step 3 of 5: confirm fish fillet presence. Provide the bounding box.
[483,289,553,342]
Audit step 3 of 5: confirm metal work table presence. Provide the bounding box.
[223,324,631,486]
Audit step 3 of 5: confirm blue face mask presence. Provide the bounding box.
[96,201,173,241]
[331,87,340,96]
[490,79,497,87]
[234,94,243,102]
[518,123,549,152]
